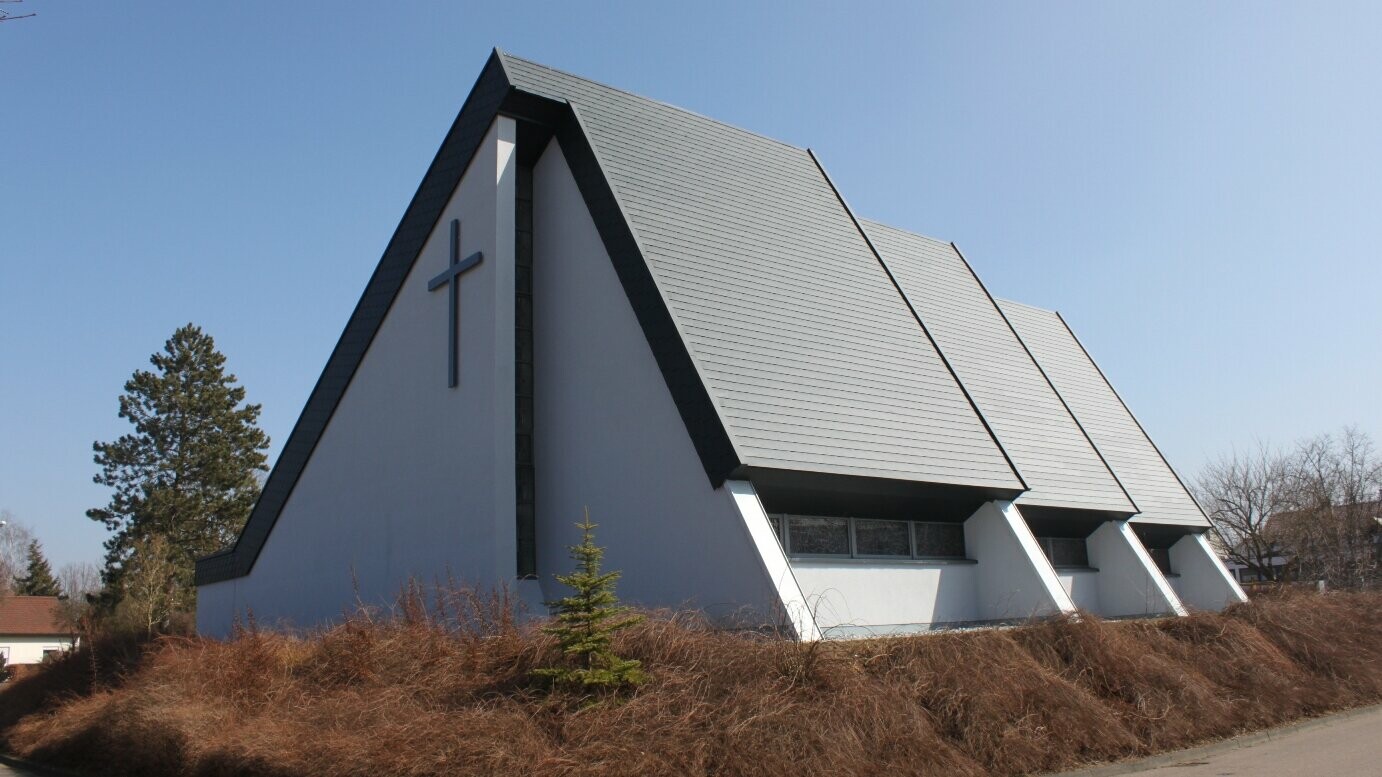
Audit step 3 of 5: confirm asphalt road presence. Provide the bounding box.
[1118,704,1382,776]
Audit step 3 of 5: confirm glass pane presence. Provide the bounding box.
[767,513,781,541]
[915,522,966,558]
[787,516,849,555]
[854,519,910,556]
[1043,537,1089,567]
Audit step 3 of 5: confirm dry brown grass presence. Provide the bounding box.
[3,589,1380,777]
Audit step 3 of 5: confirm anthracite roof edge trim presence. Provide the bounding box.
[499,51,805,154]
[949,241,1139,517]
[554,101,741,485]
[196,52,746,585]
[807,149,1027,494]
[1048,309,1210,523]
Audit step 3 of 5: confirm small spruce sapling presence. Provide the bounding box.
[533,510,647,691]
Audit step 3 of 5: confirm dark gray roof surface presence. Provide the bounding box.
[862,222,1135,515]
[998,300,1209,527]
[502,53,1023,490]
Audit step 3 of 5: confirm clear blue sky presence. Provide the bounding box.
[3,2,1379,571]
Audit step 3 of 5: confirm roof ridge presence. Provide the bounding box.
[861,225,1066,319]
[496,50,806,153]
[858,217,952,248]
[994,297,1057,315]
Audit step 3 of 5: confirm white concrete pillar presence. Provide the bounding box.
[965,501,1075,621]
[1086,521,1186,617]
[725,481,822,641]
[1169,532,1249,611]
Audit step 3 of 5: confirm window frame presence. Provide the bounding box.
[782,515,853,558]
[1145,546,1175,576]
[1037,536,1094,570]
[851,517,914,560]
[773,514,970,562]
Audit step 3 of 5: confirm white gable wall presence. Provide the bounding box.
[531,141,783,624]
[198,117,522,636]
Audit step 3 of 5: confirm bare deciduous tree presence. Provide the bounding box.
[57,561,103,633]
[58,561,102,600]
[0,512,38,599]
[115,533,181,637]
[1195,442,1294,582]
[1275,427,1381,589]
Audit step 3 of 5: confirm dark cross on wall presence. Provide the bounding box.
[427,219,484,388]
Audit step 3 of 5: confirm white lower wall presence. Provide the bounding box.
[1,635,73,665]
[1057,570,1102,611]
[792,561,980,636]
[1170,533,1249,611]
[785,500,1074,636]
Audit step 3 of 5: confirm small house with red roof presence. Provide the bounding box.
[0,595,73,666]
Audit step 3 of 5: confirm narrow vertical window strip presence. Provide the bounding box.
[515,161,537,579]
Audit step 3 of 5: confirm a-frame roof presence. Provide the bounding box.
[198,50,1200,585]
[502,53,1022,491]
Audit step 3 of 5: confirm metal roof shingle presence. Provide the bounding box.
[502,53,1023,490]
[998,300,1209,526]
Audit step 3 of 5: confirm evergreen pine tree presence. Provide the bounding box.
[533,511,647,691]
[13,541,62,597]
[87,324,269,611]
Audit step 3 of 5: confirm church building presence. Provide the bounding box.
[196,51,1246,640]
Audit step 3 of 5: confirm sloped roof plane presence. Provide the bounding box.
[200,50,1209,585]
[998,300,1209,527]
[0,595,67,636]
[862,222,1136,516]
[501,53,1021,490]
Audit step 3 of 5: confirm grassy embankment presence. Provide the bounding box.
[3,588,1380,777]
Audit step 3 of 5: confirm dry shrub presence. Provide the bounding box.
[1013,614,1234,749]
[3,589,1380,777]
[1147,612,1312,727]
[862,627,1138,774]
[1226,590,1382,703]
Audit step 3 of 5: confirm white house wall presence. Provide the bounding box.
[0,635,73,665]
[197,116,521,637]
[531,141,782,624]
